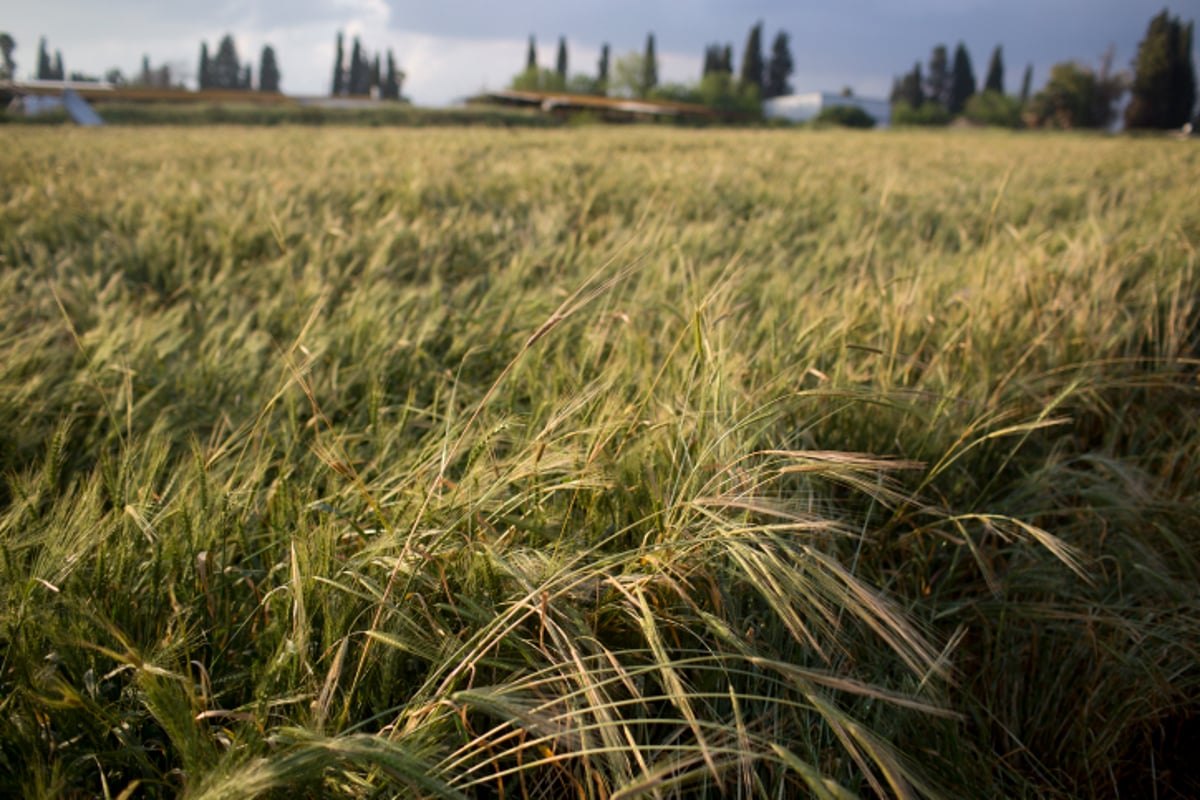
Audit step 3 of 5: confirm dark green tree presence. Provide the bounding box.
[53,50,63,80]
[598,43,610,93]
[1027,59,1125,129]
[721,45,733,75]
[740,22,764,94]
[1125,10,1196,129]
[382,49,402,99]
[211,35,241,90]
[764,30,794,98]
[259,45,280,92]
[198,42,210,89]
[555,37,567,81]
[371,53,382,95]
[1019,63,1033,104]
[0,33,15,80]
[891,62,925,108]
[37,36,51,79]
[526,35,536,71]
[643,33,658,95]
[948,42,976,114]
[926,45,950,108]
[984,45,1004,93]
[703,44,719,77]
[332,32,345,95]
[348,37,370,95]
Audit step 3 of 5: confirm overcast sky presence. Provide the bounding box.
[3,1,1194,106]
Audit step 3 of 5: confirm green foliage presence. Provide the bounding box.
[509,66,566,93]
[740,22,764,94]
[891,62,925,109]
[596,43,610,93]
[258,45,280,93]
[813,103,876,128]
[891,100,951,126]
[764,30,794,99]
[210,34,243,91]
[927,44,950,109]
[1,128,1199,800]
[555,36,567,80]
[1125,9,1197,129]
[1019,63,1033,104]
[697,71,762,116]
[642,33,658,96]
[1026,59,1126,129]
[610,51,648,98]
[0,32,15,80]
[948,42,976,114]
[984,44,1004,93]
[331,32,345,96]
[964,89,1021,127]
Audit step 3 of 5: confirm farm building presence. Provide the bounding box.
[763,92,891,127]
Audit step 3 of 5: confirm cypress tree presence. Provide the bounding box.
[332,32,345,95]
[643,33,658,96]
[740,22,764,94]
[1125,10,1197,129]
[555,37,567,80]
[1019,63,1033,104]
[984,45,1004,94]
[598,44,610,93]
[948,42,976,114]
[371,53,382,95]
[383,50,401,99]
[764,30,794,98]
[37,37,51,79]
[53,50,63,80]
[198,42,210,89]
[721,45,733,75]
[927,44,950,109]
[892,62,925,108]
[259,45,280,93]
[526,35,536,71]
[348,38,369,95]
[212,35,241,90]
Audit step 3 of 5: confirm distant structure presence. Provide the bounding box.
[763,91,891,127]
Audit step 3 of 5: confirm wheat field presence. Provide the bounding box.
[1,126,1198,798]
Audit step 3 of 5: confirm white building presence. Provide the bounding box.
[763,92,891,128]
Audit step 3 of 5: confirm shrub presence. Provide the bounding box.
[891,100,952,126]
[964,90,1023,128]
[813,103,876,128]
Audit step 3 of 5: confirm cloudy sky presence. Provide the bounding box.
[3,1,1193,105]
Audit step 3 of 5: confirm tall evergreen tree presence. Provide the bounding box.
[892,62,925,108]
[555,37,567,80]
[984,45,1004,93]
[332,32,345,95]
[198,42,210,89]
[598,44,610,92]
[1019,63,1033,104]
[740,22,764,94]
[1125,10,1196,129]
[0,33,15,80]
[721,45,733,75]
[764,31,794,98]
[526,35,537,71]
[926,44,950,109]
[643,33,658,95]
[212,35,241,90]
[240,65,252,90]
[371,53,382,95]
[52,50,63,80]
[37,37,51,79]
[348,37,370,95]
[382,49,401,99]
[703,44,719,77]
[258,45,280,93]
[948,42,976,114]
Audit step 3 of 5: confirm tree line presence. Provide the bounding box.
[508,21,794,117]
[890,9,1195,130]
[329,33,405,99]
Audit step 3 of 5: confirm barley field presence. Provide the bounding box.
[1,126,1198,798]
